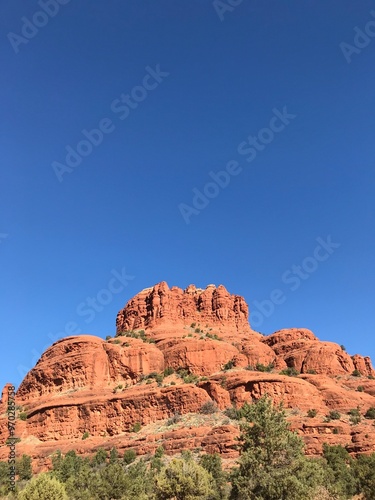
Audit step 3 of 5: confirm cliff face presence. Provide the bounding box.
[116,282,251,337]
[1,282,375,471]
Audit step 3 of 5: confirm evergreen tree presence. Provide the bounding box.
[92,448,108,467]
[322,444,356,498]
[109,447,119,464]
[0,461,11,497]
[123,449,137,465]
[52,450,85,483]
[154,455,214,500]
[199,453,228,499]
[121,460,155,500]
[18,473,68,500]
[353,453,375,500]
[16,454,32,481]
[230,395,325,500]
[97,462,128,499]
[64,463,101,500]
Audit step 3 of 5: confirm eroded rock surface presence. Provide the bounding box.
[1,282,374,471]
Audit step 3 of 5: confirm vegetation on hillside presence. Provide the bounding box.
[1,396,375,499]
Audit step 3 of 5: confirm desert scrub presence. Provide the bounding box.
[131,422,141,432]
[256,363,274,372]
[167,413,181,426]
[279,367,299,377]
[223,359,235,371]
[199,400,218,414]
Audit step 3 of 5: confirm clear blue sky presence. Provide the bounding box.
[1,1,374,391]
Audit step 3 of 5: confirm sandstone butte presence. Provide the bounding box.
[1,281,375,472]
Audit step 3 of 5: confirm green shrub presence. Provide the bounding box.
[352,369,362,377]
[16,454,32,480]
[92,448,108,466]
[123,449,136,465]
[199,400,218,414]
[6,437,20,444]
[154,446,165,458]
[82,431,89,440]
[183,373,199,384]
[327,410,341,420]
[307,409,318,418]
[348,407,360,416]
[113,339,121,344]
[154,456,214,500]
[340,345,346,351]
[255,362,274,372]
[19,411,28,421]
[18,473,68,500]
[176,368,189,379]
[306,369,317,374]
[364,407,375,419]
[190,323,196,328]
[105,335,111,341]
[333,427,339,434]
[206,333,221,341]
[357,385,364,392]
[131,422,141,433]
[223,359,235,371]
[109,447,119,464]
[223,406,241,420]
[348,407,361,425]
[279,367,299,377]
[350,414,361,425]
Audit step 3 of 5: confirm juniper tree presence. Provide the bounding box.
[230,395,325,500]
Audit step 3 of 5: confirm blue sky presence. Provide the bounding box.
[1,0,374,391]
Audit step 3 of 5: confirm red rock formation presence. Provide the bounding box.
[352,354,375,377]
[263,329,356,375]
[0,382,14,412]
[16,335,164,405]
[1,282,375,470]
[158,338,240,376]
[116,282,251,337]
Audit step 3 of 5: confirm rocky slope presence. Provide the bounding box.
[1,282,375,471]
